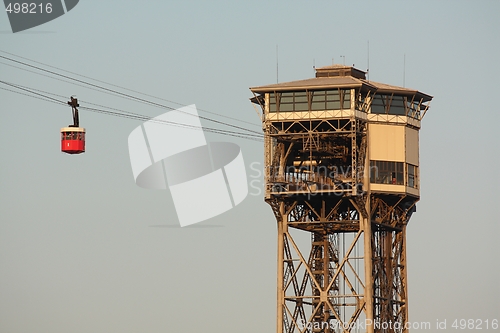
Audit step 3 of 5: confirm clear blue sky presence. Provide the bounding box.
[1,1,499,332]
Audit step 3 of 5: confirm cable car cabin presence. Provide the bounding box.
[61,127,85,154]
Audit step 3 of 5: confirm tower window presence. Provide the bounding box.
[390,96,406,115]
[370,160,404,185]
[371,94,387,114]
[269,93,277,112]
[268,89,351,112]
[280,91,308,111]
[311,89,351,111]
[371,94,407,115]
[407,164,418,188]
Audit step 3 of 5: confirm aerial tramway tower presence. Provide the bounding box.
[250,65,432,333]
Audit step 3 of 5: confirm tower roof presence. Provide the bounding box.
[250,65,432,102]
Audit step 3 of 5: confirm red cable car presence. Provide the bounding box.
[61,97,85,154]
[61,127,85,154]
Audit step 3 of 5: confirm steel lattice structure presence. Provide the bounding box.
[250,65,431,333]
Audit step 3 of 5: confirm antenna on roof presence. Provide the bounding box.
[276,44,279,84]
[340,55,345,65]
[313,58,315,75]
[403,53,406,87]
[367,40,370,81]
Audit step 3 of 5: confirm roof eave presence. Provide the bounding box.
[250,80,378,94]
[250,84,362,93]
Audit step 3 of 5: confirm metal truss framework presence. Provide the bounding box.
[265,115,418,333]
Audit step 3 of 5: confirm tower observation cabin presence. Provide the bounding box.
[250,65,432,333]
